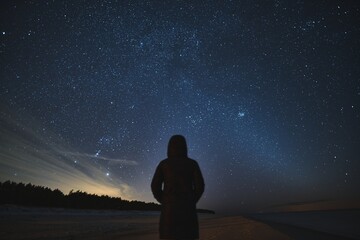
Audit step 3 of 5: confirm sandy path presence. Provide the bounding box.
[2,207,356,239]
[0,212,291,240]
[199,216,291,240]
[88,215,292,240]
[100,216,292,240]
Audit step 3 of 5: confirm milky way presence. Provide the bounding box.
[1,1,360,212]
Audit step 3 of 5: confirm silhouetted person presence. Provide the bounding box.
[151,135,205,240]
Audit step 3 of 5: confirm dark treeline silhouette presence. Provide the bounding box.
[0,181,215,214]
[0,180,160,211]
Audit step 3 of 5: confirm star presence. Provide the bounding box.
[95,150,101,157]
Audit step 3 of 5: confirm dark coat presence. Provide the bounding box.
[151,156,205,239]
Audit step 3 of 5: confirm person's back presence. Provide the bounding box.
[151,135,205,240]
[158,156,203,203]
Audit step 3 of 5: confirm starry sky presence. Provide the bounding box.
[1,1,360,213]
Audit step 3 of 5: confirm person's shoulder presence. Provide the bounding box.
[159,158,169,165]
[187,157,199,165]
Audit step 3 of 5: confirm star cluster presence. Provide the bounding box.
[1,1,360,212]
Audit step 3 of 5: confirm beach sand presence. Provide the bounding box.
[0,206,356,239]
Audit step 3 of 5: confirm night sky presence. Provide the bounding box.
[1,1,360,213]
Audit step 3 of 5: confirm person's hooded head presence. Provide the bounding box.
[167,135,188,158]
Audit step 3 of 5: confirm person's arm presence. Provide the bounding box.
[193,161,205,203]
[151,162,164,203]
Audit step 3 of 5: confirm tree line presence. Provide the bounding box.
[0,180,215,214]
[0,180,160,211]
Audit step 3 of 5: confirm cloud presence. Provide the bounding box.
[62,152,138,166]
[0,110,139,200]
